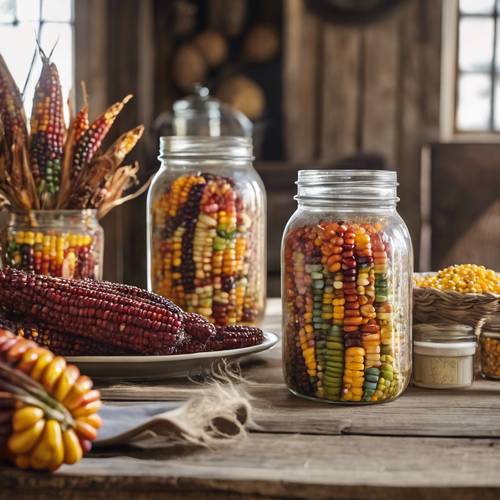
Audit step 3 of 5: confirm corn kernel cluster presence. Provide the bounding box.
[4,230,97,279]
[283,221,404,403]
[414,264,500,294]
[151,173,262,326]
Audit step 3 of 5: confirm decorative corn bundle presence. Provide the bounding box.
[0,268,264,356]
[151,172,262,327]
[29,51,66,204]
[0,48,146,215]
[283,221,406,403]
[0,328,102,471]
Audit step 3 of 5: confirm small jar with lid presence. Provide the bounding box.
[413,323,476,389]
[480,314,500,380]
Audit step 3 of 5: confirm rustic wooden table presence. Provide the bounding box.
[1,298,500,499]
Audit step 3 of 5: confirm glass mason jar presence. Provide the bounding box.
[480,313,500,380]
[147,136,266,326]
[1,210,103,279]
[282,170,413,404]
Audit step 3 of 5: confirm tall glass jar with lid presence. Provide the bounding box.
[147,137,266,326]
[282,170,413,404]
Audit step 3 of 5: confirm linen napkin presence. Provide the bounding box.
[95,380,253,448]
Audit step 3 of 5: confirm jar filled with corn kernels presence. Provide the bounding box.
[147,137,266,326]
[282,170,413,404]
[0,210,103,279]
[480,313,500,380]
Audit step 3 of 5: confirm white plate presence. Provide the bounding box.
[66,332,279,380]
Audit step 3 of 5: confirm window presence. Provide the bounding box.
[0,0,74,119]
[441,0,500,138]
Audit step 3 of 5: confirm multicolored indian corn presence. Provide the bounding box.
[71,95,132,180]
[0,54,28,162]
[29,56,66,199]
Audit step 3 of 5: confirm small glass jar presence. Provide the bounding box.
[282,170,413,404]
[1,210,103,279]
[413,323,476,389]
[480,314,500,380]
[147,136,266,326]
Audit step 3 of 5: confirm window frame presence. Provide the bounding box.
[441,0,500,141]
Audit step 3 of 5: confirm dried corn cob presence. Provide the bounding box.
[208,325,264,351]
[104,125,144,167]
[30,55,66,200]
[4,314,133,356]
[0,54,28,159]
[0,268,189,355]
[175,324,263,354]
[73,105,89,143]
[71,95,132,180]
[0,328,101,471]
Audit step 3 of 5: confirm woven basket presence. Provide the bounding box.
[413,273,500,326]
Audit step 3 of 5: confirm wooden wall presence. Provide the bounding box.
[283,0,443,263]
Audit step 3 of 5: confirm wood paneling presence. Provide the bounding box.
[284,0,444,267]
[362,11,399,168]
[283,0,322,161]
[321,26,361,161]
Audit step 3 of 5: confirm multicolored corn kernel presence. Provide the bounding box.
[151,172,263,327]
[283,220,406,404]
[3,230,98,279]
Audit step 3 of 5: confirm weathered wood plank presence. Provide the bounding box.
[361,11,399,168]
[283,0,321,161]
[320,25,361,162]
[2,434,500,499]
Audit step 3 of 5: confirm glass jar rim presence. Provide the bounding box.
[11,209,98,216]
[297,169,398,185]
[295,169,399,206]
[413,323,475,343]
[159,136,254,160]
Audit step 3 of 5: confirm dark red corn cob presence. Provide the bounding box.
[30,56,66,196]
[0,54,28,155]
[176,324,263,354]
[208,325,264,351]
[184,312,216,343]
[0,309,132,355]
[71,95,132,180]
[16,320,133,356]
[0,268,184,355]
[80,278,185,317]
